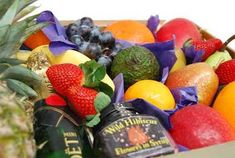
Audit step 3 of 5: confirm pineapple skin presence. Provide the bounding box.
[0,82,35,158]
[0,0,48,157]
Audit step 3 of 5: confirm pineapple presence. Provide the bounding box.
[0,0,48,157]
[0,81,35,158]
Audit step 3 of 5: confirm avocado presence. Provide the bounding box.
[111,46,160,87]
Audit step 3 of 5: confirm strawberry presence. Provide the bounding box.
[186,38,223,61]
[46,63,84,95]
[215,59,235,84]
[46,61,112,127]
[66,86,98,118]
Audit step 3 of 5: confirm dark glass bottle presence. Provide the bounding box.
[93,103,177,158]
[34,100,92,158]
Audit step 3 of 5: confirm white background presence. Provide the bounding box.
[35,0,235,48]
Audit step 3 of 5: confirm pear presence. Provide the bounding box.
[205,50,232,69]
[166,63,219,106]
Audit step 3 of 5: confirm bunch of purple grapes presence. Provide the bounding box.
[66,17,123,69]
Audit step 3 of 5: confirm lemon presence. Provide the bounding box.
[15,50,32,61]
[124,80,175,110]
[32,45,115,91]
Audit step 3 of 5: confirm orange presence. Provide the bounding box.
[213,81,235,130]
[104,20,155,44]
[24,30,50,49]
[124,80,175,110]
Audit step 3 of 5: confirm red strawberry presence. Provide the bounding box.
[188,38,223,61]
[46,64,84,95]
[215,59,235,84]
[66,86,98,118]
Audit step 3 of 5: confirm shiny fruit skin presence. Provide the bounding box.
[24,30,50,49]
[166,62,219,106]
[16,50,31,61]
[170,48,186,72]
[156,18,201,48]
[124,80,175,110]
[170,104,235,149]
[105,20,155,44]
[205,51,232,70]
[213,81,235,130]
[215,59,235,84]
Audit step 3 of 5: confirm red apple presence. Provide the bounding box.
[156,18,202,48]
[170,104,235,149]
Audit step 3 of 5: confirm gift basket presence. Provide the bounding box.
[1,0,235,158]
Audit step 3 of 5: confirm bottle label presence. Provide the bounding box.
[97,116,175,158]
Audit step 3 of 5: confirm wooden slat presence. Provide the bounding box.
[164,141,235,158]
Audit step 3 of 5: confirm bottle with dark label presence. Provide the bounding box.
[34,100,92,158]
[93,103,178,158]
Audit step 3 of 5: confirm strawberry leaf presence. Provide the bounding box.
[86,113,100,127]
[80,60,105,88]
[86,115,96,121]
[94,92,111,112]
[95,82,114,98]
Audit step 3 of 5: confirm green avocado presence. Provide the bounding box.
[111,46,160,87]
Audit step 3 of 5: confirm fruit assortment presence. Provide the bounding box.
[1,1,235,157]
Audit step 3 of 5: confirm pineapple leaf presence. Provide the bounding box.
[0,14,46,58]
[0,63,11,73]
[0,65,41,85]
[0,0,19,27]
[0,21,28,58]
[6,78,38,97]
[0,58,25,65]
[16,0,37,15]
[0,0,15,19]
[0,25,10,41]
[14,5,38,22]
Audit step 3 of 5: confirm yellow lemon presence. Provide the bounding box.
[15,50,32,61]
[124,80,175,110]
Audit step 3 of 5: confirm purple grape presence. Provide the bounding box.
[80,17,94,28]
[89,27,101,43]
[66,23,79,37]
[98,55,112,68]
[84,43,102,59]
[99,31,115,49]
[70,34,84,46]
[78,25,92,41]
[78,41,89,53]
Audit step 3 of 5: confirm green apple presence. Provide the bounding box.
[205,50,232,70]
[170,48,186,72]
